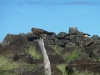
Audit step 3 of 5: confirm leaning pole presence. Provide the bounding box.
[37,39,51,75]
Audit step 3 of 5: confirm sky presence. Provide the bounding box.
[0,0,100,42]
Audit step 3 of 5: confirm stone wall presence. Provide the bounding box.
[1,27,100,74]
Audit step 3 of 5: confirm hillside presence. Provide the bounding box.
[0,27,100,75]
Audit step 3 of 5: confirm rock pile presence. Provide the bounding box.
[0,27,100,75]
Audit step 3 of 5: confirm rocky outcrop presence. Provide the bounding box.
[85,42,100,59]
[65,57,100,74]
[1,27,93,48]
[22,64,63,75]
[1,27,100,75]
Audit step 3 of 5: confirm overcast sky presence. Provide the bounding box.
[0,0,100,42]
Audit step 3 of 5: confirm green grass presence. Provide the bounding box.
[51,45,82,63]
[56,64,67,75]
[25,45,42,59]
[63,49,81,62]
[50,45,64,54]
[56,64,99,75]
[62,47,82,63]
[27,64,36,71]
[0,56,19,71]
[0,55,37,75]
[0,43,96,75]
[0,55,25,75]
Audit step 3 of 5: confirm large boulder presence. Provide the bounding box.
[91,35,100,43]
[85,42,100,59]
[69,34,93,48]
[55,39,67,47]
[69,27,90,37]
[0,34,29,54]
[2,34,27,46]
[46,32,56,40]
[35,44,56,55]
[69,27,82,35]
[57,32,68,39]
[44,39,54,45]
[49,54,66,64]
[26,32,38,41]
[65,57,100,74]
[13,52,34,64]
[61,47,75,54]
[44,45,56,54]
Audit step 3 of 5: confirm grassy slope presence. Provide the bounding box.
[0,44,99,75]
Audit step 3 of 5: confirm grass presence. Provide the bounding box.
[25,45,42,59]
[50,45,64,55]
[0,43,96,75]
[0,44,45,74]
[0,56,19,71]
[56,64,67,75]
[63,50,81,62]
[51,45,82,63]
[0,54,37,75]
[0,55,25,75]
[27,64,36,71]
[62,47,82,63]
[56,64,99,75]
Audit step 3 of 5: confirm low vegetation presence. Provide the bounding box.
[0,55,21,75]
[62,47,82,62]
[51,45,82,63]
[56,64,67,75]
[25,45,42,59]
[50,45,64,55]
[0,56,18,70]
[56,64,99,75]
[0,44,97,75]
[0,54,38,75]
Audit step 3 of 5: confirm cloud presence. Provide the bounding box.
[47,1,100,6]
[17,1,100,7]
[26,1,41,5]
[17,1,41,6]
[64,1,100,5]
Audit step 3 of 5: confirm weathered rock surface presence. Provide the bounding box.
[57,32,67,39]
[22,64,62,75]
[1,27,100,75]
[85,42,100,59]
[49,54,66,64]
[13,52,34,64]
[65,57,100,74]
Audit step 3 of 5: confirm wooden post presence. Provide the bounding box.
[37,39,51,75]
